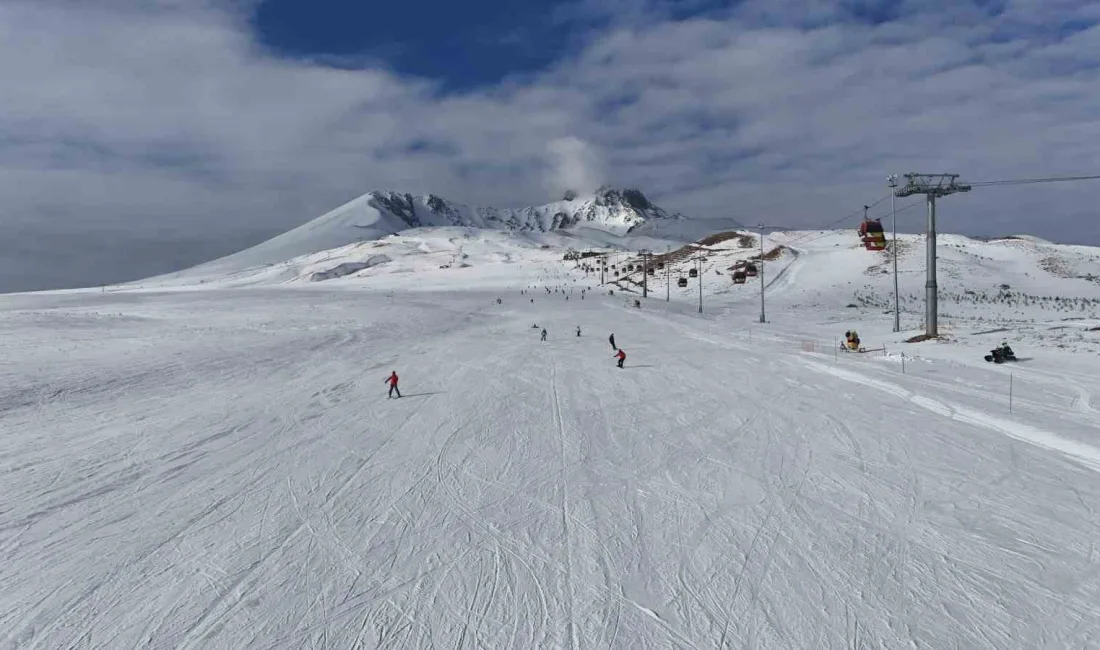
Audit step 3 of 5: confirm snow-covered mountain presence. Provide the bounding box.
[190,187,684,274]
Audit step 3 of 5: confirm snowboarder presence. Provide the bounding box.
[614,348,626,368]
[385,371,401,398]
[541,328,547,341]
[576,326,581,337]
[609,333,617,350]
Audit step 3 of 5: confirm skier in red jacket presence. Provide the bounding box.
[385,371,401,398]
[614,349,626,369]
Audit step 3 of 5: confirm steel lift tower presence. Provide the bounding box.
[893,173,971,338]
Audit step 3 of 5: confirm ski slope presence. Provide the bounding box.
[3,273,1100,648]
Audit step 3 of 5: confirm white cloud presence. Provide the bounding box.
[546,136,606,198]
[1,0,1099,290]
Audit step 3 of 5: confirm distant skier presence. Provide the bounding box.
[541,328,547,341]
[385,371,401,398]
[576,326,581,337]
[609,333,617,351]
[614,349,626,369]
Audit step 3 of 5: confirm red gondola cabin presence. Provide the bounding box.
[859,218,887,251]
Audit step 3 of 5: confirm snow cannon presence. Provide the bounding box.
[843,330,861,350]
[858,218,887,251]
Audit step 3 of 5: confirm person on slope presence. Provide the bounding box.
[385,371,401,399]
[614,348,626,369]
[609,333,617,351]
[541,328,547,341]
[576,326,582,337]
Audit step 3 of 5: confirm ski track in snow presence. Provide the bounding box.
[799,360,1100,474]
[2,282,1100,649]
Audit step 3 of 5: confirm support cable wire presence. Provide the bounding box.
[969,173,1100,187]
[773,194,896,249]
[753,171,1100,250]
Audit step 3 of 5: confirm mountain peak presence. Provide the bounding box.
[356,186,675,235]
[591,186,653,211]
[196,186,680,271]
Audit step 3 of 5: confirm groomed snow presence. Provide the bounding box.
[3,225,1100,648]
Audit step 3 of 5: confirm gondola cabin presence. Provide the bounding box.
[732,271,747,284]
[858,218,887,251]
[656,262,665,270]
[688,267,698,278]
[677,277,688,288]
[647,267,655,275]
[744,262,758,277]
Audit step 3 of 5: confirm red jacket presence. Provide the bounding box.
[386,373,399,386]
[615,350,625,360]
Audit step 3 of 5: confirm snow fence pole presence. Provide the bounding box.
[1009,373,1014,413]
[901,354,906,374]
[834,338,839,362]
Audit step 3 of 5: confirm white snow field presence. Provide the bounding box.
[4,218,1100,648]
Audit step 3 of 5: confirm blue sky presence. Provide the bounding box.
[253,0,597,90]
[253,0,755,90]
[1,0,1099,291]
